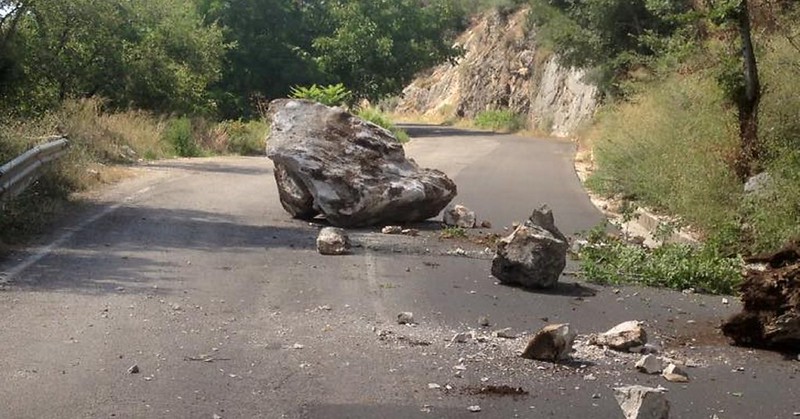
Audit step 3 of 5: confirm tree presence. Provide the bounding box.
[0,0,226,115]
[311,0,463,100]
[711,0,762,179]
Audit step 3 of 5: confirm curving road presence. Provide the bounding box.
[0,125,797,418]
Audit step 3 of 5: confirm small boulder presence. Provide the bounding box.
[443,204,477,228]
[381,226,403,235]
[635,355,662,375]
[520,323,576,361]
[662,363,689,383]
[614,385,670,419]
[591,321,648,351]
[491,206,568,289]
[316,227,351,255]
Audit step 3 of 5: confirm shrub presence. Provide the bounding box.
[214,120,269,156]
[289,83,352,107]
[474,109,526,132]
[356,107,410,143]
[163,118,202,157]
[587,73,741,237]
[578,225,743,294]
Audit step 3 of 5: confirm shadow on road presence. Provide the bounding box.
[3,204,318,295]
[146,159,271,176]
[397,124,504,139]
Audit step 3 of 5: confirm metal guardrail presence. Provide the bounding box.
[0,136,70,204]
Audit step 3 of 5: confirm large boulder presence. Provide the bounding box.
[491,206,568,289]
[266,99,457,227]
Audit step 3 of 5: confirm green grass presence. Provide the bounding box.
[578,225,743,295]
[356,106,410,143]
[474,109,526,132]
[440,226,468,239]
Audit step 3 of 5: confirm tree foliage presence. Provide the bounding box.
[0,0,226,116]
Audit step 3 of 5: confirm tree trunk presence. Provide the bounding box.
[734,0,762,181]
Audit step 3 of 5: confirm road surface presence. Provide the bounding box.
[0,125,797,418]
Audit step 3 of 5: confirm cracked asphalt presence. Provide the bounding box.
[0,125,798,418]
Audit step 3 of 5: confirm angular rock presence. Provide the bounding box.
[635,355,662,375]
[266,99,457,227]
[520,323,576,361]
[397,312,415,325]
[381,226,403,235]
[127,364,140,374]
[614,385,670,419]
[591,321,648,351]
[491,206,568,289]
[443,204,477,228]
[316,227,351,255]
[722,241,800,350]
[662,363,689,383]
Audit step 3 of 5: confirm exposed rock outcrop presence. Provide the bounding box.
[266,99,457,227]
[396,8,597,137]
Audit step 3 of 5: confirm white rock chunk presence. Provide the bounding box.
[592,321,648,351]
[316,227,351,255]
[614,385,670,419]
[635,355,662,375]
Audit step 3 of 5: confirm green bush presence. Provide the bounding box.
[578,226,743,294]
[356,107,410,143]
[474,109,526,132]
[214,120,269,156]
[163,118,202,157]
[289,83,352,107]
[587,73,741,237]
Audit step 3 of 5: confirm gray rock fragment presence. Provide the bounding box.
[520,323,575,361]
[316,227,351,255]
[443,204,477,228]
[491,206,568,289]
[397,312,415,325]
[635,355,662,375]
[614,385,670,419]
[662,363,689,383]
[591,321,648,351]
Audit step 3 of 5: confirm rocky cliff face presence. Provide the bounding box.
[396,8,597,137]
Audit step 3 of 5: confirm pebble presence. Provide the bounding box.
[397,312,415,325]
[467,405,481,413]
[428,383,441,390]
[478,316,490,327]
[127,364,140,374]
[722,298,730,305]
[292,343,305,350]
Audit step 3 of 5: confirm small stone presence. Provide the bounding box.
[662,363,689,383]
[292,343,305,350]
[722,298,730,305]
[480,220,492,229]
[127,364,140,374]
[614,385,669,419]
[381,226,403,234]
[316,227,351,255]
[520,323,576,362]
[451,332,472,344]
[591,321,647,351]
[583,374,597,381]
[635,355,662,375]
[443,204,477,228]
[428,383,441,390]
[401,229,419,236]
[213,415,222,419]
[494,328,517,339]
[467,405,481,413]
[397,312,415,325]
[478,316,490,327]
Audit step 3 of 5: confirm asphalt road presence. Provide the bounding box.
[0,125,798,419]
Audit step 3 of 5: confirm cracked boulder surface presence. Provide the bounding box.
[266,99,457,227]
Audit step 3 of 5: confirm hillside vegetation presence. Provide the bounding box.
[0,0,501,245]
